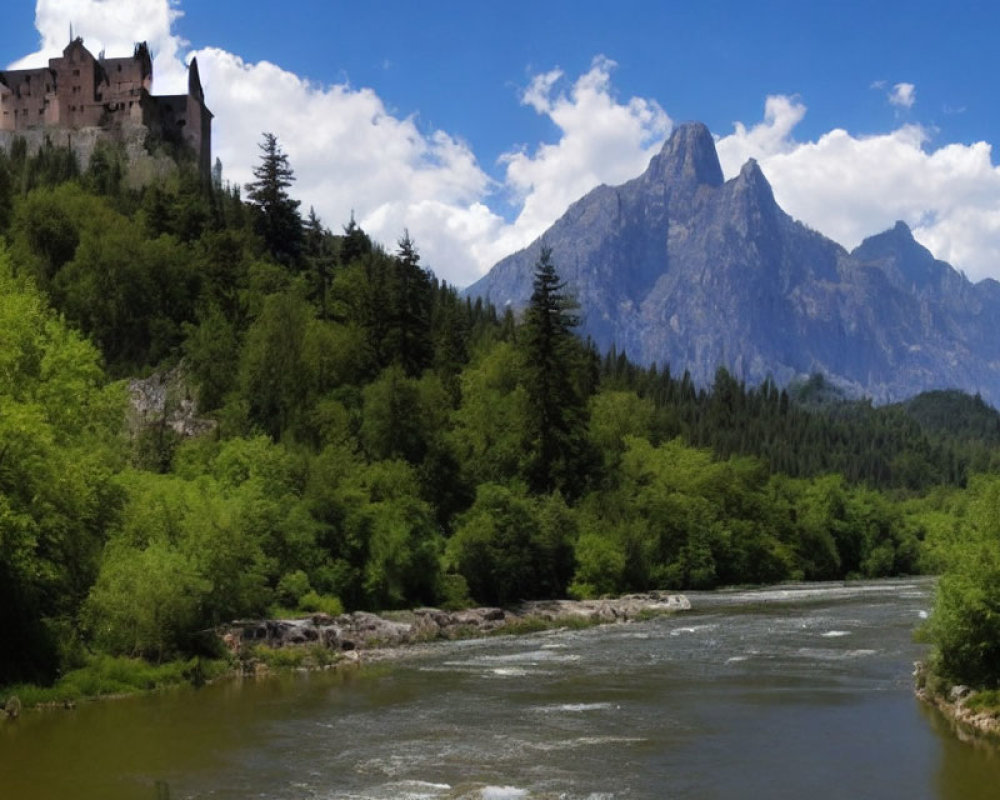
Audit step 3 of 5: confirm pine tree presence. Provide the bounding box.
[304,207,335,317]
[388,231,433,376]
[245,132,303,266]
[340,212,372,266]
[521,246,593,496]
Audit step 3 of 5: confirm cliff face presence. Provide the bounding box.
[467,122,1000,405]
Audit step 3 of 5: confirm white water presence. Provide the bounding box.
[4,579,999,799]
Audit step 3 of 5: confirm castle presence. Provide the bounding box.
[0,38,212,176]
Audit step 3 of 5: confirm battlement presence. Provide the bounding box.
[0,38,212,175]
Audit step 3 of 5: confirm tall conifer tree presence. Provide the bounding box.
[522,246,592,495]
[245,132,303,266]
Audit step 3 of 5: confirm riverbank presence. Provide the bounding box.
[2,592,690,715]
[914,661,1000,742]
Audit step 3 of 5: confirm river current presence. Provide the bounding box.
[3,579,1000,799]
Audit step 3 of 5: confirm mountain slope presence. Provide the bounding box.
[467,122,1000,405]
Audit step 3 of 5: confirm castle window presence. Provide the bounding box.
[73,69,80,77]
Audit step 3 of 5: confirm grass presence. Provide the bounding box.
[243,643,342,670]
[965,690,1000,714]
[2,655,231,710]
[488,612,610,638]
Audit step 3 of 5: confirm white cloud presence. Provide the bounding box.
[192,47,671,285]
[11,2,1000,287]
[717,96,1000,282]
[889,82,916,109]
[494,56,671,264]
[9,0,189,91]
[193,47,505,286]
[716,95,806,171]
[12,2,671,286]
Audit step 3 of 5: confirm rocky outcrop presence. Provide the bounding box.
[222,592,691,656]
[127,362,215,438]
[467,122,1000,406]
[0,125,181,189]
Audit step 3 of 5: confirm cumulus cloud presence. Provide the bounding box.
[12,2,673,286]
[12,2,1000,286]
[716,95,806,171]
[185,47,671,285]
[9,0,189,91]
[492,56,671,264]
[889,82,916,109]
[717,96,1000,282]
[193,47,502,286]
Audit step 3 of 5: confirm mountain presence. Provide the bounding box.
[467,122,1000,406]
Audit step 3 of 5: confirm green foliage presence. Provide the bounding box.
[925,476,1000,688]
[5,131,998,699]
[297,591,344,616]
[3,654,227,708]
[276,570,312,607]
[450,342,531,487]
[239,290,312,438]
[569,532,626,599]
[447,485,575,606]
[0,248,124,684]
[84,539,210,661]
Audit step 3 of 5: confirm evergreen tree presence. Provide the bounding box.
[245,133,303,266]
[304,207,336,318]
[387,231,433,376]
[521,246,593,496]
[340,212,372,266]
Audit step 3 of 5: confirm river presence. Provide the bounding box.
[2,579,999,799]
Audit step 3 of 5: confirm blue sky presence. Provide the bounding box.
[4,1,1000,286]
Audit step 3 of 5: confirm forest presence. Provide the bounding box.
[0,133,997,696]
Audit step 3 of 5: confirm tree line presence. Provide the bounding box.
[0,135,997,691]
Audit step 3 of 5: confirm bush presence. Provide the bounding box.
[298,591,343,616]
[925,476,1000,688]
[276,570,312,607]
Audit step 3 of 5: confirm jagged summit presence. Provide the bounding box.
[852,220,952,291]
[736,157,766,183]
[645,122,724,188]
[468,118,1000,406]
[730,157,778,212]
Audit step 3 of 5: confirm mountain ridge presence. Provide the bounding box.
[467,122,1000,406]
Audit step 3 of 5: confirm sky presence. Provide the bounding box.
[3,0,1000,287]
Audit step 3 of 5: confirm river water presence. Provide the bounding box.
[3,579,1000,799]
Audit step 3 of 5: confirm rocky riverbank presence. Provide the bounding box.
[222,592,691,664]
[914,661,1000,742]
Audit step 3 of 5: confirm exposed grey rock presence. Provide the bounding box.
[128,362,216,438]
[224,593,690,657]
[949,684,972,703]
[467,122,1000,406]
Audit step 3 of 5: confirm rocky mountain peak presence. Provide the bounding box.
[646,121,724,189]
[892,219,914,237]
[852,221,950,292]
[468,117,1000,407]
[732,158,777,207]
